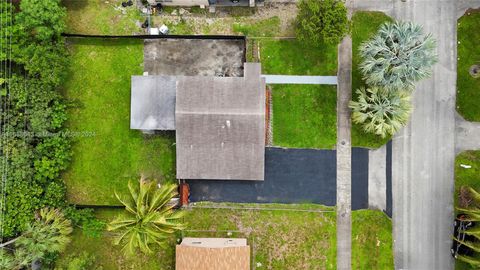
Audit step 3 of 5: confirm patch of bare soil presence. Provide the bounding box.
[152,3,297,36]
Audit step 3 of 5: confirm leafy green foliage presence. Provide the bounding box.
[0,0,71,239]
[56,252,101,270]
[349,87,412,138]
[0,249,16,269]
[107,180,185,255]
[64,207,106,238]
[0,208,72,269]
[295,0,348,45]
[455,187,480,267]
[359,21,437,91]
[15,208,73,261]
[351,11,394,148]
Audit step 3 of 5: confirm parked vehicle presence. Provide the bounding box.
[451,214,476,259]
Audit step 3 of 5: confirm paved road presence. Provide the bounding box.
[350,1,480,269]
[187,147,369,208]
[390,1,457,269]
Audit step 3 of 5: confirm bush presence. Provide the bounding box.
[295,0,348,45]
[349,87,412,138]
[64,207,106,238]
[56,252,101,270]
[359,21,437,91]
[0,0,71,241]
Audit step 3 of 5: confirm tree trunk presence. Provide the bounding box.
[0,236,20,248]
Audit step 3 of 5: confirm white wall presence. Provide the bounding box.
[148,0,210,6]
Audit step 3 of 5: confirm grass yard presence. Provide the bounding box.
[55,209,176,270]
[259,39,338,149]
[63,0,143,35]
[57,205,393,269]
[456,11,480,122]
[454,151,480,270]
[352,210,394,269]
[62,38,175,205]
[351,12,394,148]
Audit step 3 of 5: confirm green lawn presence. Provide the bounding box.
[456,12,480,121]
[258,39,338,149]
[233,16,281,37]
[352,210,394,269]
[62,38,175,205]
[57,205,393,269]
[63,0,143,35]
[55,209,176,270]
[454,151,480,270]
[351,11,394,148]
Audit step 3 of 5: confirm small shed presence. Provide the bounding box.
[175,238,250,270]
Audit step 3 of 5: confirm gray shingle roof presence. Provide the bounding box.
[175,63,266,180]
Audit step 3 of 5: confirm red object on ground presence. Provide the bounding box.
[179,183,190,206]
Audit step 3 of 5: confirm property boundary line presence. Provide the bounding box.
[62,33,246,40]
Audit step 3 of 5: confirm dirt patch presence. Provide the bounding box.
[152,3,297,36]
[144,38,245,76]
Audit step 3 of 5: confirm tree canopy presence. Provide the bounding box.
[349,87,412,138]
[359,21,437,91]
[108,180,185,255]
[295,0,349,45]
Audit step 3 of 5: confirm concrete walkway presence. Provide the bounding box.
[368,144,387,211]
[261,75,338,85]
[336,36,352,270]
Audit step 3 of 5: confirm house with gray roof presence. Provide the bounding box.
[130,63,266,181]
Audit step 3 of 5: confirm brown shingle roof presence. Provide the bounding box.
[175,245,250,270]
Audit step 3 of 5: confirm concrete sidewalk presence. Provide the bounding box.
[261,75,338,85]
[336,36,353,270]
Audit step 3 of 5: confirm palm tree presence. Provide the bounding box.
[107,179,185,256]
[455,186,480,266]
[0,207,72,269]
[349,86,412,138]
[359,21,437,91]
[15,207,73,261]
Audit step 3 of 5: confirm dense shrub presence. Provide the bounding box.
[0,0,71,240]
[295,0,349,45]
[64,207,106,238]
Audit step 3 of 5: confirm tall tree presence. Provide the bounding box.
[359,21,437,91]
[349,86,412,138]
[108,179,185,255]
[0,208,72,269]
[295,0,349,45]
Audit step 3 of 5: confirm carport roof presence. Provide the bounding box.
[175,63,266,181]
[130,75,176,130]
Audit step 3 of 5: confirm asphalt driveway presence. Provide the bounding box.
[186,147,369,208]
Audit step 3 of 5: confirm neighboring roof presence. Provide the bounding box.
[180,237,247,248]
[175,63,266,180]
[130,75,176,130]
[176,238,250,270]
